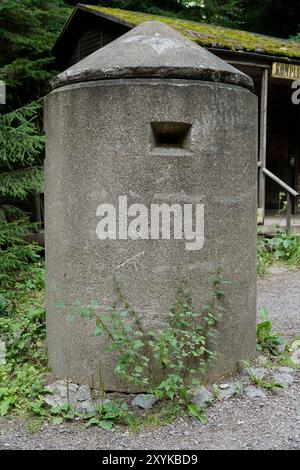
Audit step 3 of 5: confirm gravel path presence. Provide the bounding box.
[1,267,299,450]
[257,266,300,337]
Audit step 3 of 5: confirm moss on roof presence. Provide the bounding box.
[84,5,300,60]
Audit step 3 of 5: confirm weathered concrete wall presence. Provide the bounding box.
[45,78,257,390]
[45,21,258,391]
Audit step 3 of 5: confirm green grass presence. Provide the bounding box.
[0,233,299,422]
[0,262,47,417]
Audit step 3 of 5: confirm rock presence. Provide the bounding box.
[290,340,300,365]
[0,340,6,365]
[218,385,236,401]
[291,351,300,365]
[241,367,267,380]
[272,372,294,387]
[250,368,268,380]
[244,386,267,399]
[277,367,294,374]
[75,398,110,414]
[43,380,107,414]
[219,384,230,389]
[270,387,285,397]
[189,386,213,409]
[131,394,159,410]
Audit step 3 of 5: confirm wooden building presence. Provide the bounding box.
[53,4,300,226]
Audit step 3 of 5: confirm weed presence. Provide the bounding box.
[60,268,225,424]
[233,381,243,396]
[50,403,76,425]
[256,308,285,355]
[0,262,47,417]
[257,230,300,276]
[212,384,221,398]
[245,366,283,390]
[83,400,133,430]
[26,417,43,434]
[137,401,182,430]
[257,234,273,276]
[0,363,48,416]
[0,216,43,290]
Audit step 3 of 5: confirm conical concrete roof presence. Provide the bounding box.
[52,20,253,90]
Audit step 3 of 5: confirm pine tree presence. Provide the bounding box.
[0,100,44,200]
[0,0,71,107]
[0,1,70,283]
[212,1,300,37]
[0,100,45,286]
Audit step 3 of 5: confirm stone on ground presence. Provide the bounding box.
[244,386,267,399]
[43,380,107,413]
[290,340,300,365]
[219,384,230,389]
[131,394,159,410]
[277,367,295,374]
[242,367,268,380]
[272,372,294,387]
[218,385,236,400]
[189,386,213,409]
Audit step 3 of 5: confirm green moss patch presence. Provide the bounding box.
[85,5,300,60]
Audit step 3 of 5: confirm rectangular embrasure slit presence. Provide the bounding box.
[150,122,192,155]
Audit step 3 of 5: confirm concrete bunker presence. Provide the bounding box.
[45,21,258,391]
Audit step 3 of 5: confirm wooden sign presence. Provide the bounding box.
[272,62,300,80]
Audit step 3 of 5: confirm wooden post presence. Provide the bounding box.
[258,68,269,222]
[286,192,292,232]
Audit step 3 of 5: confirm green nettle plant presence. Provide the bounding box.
[268,231,300,266]
[62,268,225,421]
[257,229,300,276]
[257,192,300,276]
[257,234,273,276]
[256,307,285,355]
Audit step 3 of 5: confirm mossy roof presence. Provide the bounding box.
[82,5,300,60]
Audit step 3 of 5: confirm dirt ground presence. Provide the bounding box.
[0,267,299,450]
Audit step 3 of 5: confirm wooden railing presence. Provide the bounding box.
[262,168,299,231]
